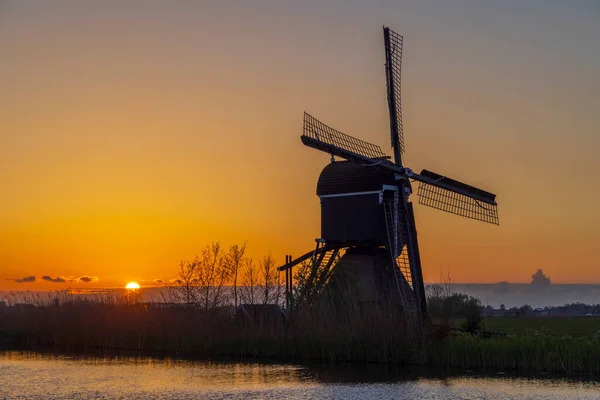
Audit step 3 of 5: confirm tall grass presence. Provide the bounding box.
[2,292,600,375]
[0,289,419,359]
[424,333,600,375]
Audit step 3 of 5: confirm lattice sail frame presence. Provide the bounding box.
[383,193,414,291]
[396,243,413,290]
[384,27,405,156]
[302,112,388,160]
[417,181,499,225]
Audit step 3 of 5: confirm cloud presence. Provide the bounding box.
[42,275,67,283]
[6,275,99,284]
[7,276,36,283]
[152,279,165,284]
[77,276,98,283]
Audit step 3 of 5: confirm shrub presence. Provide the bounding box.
[461,297,483,333]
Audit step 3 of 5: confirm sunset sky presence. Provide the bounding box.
[1,1,599,290]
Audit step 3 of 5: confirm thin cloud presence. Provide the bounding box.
[42,276,67,283]
[152,279,165,284]
[7,276,36,283]
[78,276,98,283]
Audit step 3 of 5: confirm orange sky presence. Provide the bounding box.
[1,1,599,290]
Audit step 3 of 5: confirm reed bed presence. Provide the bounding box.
[424,333,600,375]
[2,295,600,375]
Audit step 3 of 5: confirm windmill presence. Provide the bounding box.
[279,27,499,321]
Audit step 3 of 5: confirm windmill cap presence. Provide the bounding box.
[317,161,397,197]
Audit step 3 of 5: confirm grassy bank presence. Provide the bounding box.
[437,316,600,338]
[424,333,600,374]
[482,317,600,337]
[2,302,600,375]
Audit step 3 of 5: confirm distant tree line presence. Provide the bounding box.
[494,302,600,317]
[169,242,283,310]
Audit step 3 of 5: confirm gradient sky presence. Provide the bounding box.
[1,1,599,289]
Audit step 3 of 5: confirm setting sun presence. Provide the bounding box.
[125,282,140,290]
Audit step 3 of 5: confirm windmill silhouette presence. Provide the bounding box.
[279,27,499,321]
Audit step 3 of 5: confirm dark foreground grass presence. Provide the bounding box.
[2,302,600,376]
[424,334,600,375]
[442,317,600,338]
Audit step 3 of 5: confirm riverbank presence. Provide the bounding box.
[2,302,600,376]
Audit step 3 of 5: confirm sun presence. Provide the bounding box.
[125,282,140,290]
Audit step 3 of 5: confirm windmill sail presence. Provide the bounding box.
[415,169,499,225]
[301,112,389,164]
[384,26,404,164]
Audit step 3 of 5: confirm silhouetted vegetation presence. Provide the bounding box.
[426,284,483,333]
[500,302,600,318]
[2,244,600,375]
[169,242,233,310]
[2,291,600,375]
[168,242,283,310]
[424,332,600,374]
[477,316,600,338]
[0,291,419,362]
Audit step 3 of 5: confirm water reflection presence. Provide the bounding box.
[1,350,599,399]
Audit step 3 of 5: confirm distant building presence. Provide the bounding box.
[530,269,551,288]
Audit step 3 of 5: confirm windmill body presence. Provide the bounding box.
[317,161,396,246]
[279,27,499,321]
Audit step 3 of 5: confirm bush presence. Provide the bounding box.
[461,297,483,333]
[426,287,483,322]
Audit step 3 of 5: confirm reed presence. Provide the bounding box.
[424,333,600,375]
[2,294,600,375]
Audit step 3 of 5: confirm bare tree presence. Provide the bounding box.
[170,242,232,311]
[426,284,445,300]
[240,258,258,305]
[224,242,247,308]
[198,242,232,310]
[169,257,200,307]
[259,253,282,305]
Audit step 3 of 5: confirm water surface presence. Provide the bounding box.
[1,351,598,399]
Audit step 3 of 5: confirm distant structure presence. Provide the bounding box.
[531,269,551,287]
[279,27,500,322]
